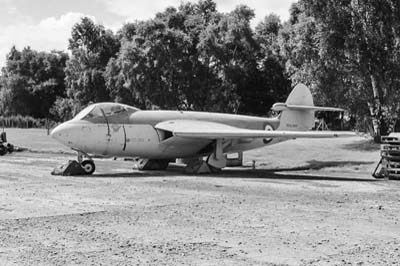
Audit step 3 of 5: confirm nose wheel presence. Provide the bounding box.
[76,150,96,175]
[81,160,96,175]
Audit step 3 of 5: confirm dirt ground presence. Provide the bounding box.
[0,129,399,266]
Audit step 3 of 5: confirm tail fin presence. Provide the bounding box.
[272,84,343,131]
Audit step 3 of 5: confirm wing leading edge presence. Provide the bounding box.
[155,120,355,140]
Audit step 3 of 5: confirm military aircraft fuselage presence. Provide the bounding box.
[51,103,280,159]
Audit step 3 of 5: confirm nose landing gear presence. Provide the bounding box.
[51,150,96,176]
[77,151,96,175]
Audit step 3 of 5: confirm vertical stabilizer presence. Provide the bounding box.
[285,83,314,106]
[275,83,315,131]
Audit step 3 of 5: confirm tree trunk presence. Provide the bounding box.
[369,73,384,142]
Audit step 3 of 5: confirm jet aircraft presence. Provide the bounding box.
[51,84,352,174]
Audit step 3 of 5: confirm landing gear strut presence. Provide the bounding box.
[51,150,96,176]
[77,151,96,175]
[184,139,228,174]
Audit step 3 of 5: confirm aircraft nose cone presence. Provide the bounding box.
[51,122,75,146]
[50,123,64,140]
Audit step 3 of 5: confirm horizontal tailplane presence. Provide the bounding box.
[273,83,343,131]
[272,103,344,112]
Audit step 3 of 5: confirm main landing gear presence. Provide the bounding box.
[134,158,170,170]
[184,139,228,174]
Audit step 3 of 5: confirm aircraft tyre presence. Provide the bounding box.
[81,160,96,175]
[137,159,170,170]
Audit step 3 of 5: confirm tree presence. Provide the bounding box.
[106,1,224,111]
[105,1,291,115]
[255,13,292,114]
[280,0,400,138]
[255,14,282,60]
[0,46,68,118]
[64,17,120,115]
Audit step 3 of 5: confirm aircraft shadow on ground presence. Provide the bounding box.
[88,165,185,178]
[86,160,378,182]
[341,139,380,151]
[270,160,374,172]
[220,160,377,182]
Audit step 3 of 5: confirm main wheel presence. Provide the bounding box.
[81,160,96,175]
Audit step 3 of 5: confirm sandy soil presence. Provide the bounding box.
[0,129,399,265]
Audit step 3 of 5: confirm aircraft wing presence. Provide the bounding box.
[155,120,354,140]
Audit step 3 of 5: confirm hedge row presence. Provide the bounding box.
[0,115,55,129]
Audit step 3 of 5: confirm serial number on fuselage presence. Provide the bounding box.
[126,138,148,143]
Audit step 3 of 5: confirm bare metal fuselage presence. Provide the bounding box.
[52,108,280,159]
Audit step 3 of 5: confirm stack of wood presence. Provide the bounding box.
[373,134,400,179]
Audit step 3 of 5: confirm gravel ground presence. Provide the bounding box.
[0,131,399,265]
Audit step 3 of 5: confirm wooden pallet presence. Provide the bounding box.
[388,161,400,167]
[381,151,400,162]
[381,135,400,144]
[385,173,400,179]
[381,144,400,150]
[373,135,400,179]
[385,169,400,179]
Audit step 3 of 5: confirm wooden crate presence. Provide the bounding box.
[381,135,400,144]
[373,134,400,179]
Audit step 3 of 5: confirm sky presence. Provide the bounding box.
[0,0,295,68]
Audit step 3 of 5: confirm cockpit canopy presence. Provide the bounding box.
[73,103,140,124]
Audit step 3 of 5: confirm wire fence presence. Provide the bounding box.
[0,115,56,129]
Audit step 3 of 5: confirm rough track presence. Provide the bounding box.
[0,133,399,265]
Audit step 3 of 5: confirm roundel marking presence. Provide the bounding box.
[265,124,273,131]
[263,124,274,144]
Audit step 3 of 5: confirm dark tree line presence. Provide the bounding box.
[0,0,290,121]
[1,0,399,138]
